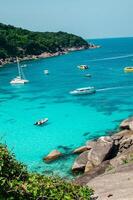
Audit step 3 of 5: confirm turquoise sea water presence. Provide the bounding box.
[1,37,133,178]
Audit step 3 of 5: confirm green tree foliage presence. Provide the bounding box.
[0,23,89,59]
[0,144,93,200]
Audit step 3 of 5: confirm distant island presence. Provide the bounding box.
[0,23,99,65]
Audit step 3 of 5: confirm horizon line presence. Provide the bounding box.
[86,35,133,40]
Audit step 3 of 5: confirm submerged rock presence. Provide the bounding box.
[44,150,62,162]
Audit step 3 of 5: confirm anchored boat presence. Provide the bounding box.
[77,65,89,70]
[34,118,48,126]
[44,69,49,75]
[124,67,133,72]
[10,58,29,84]
[70,87,95,95]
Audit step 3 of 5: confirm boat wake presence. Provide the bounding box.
[97,85,133,92]
[89,54,133,62]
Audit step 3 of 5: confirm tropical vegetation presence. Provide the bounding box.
[0,23,89,59]
[0,143,93,199]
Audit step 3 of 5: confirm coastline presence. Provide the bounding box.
[0,45,100,67]
[72,116,133,199]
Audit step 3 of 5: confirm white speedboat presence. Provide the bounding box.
[10,58,29,84]
[70,87,95,95]
[34,118,48,126]
[44,69,49,75]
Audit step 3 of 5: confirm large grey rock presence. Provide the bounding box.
[74,161,110,185]
[119,136,133,153]
[111,130,133,153]
[89,136,114,166]
[44,150,62,162]
[72,150,90,171]
[85,136,114,173]
[110,144,133,168]
[86,140,97,149]
[73,136,113,173]
[86,163,133,200]
[110,154,128,168]
[73,146,89,154]
[111,130,132,141]
[85,161,94,173]
[120,117,133,130]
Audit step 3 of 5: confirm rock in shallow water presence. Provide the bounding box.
[44,150,62,163]
[73,146,89,154]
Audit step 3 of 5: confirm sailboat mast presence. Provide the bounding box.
[17,57,21,78]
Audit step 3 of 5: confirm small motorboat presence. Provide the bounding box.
[70,87,95,95]
[44,70,49,75]
[124,67,133,72]
[77,65,89,70]
[85,74,91,77]
[34,118,48,126]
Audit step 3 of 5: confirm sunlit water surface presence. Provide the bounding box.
[0,37,133,177]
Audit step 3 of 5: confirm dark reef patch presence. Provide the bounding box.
[83,132,90,137]
[5,118,16,123]
[57,145,72,153]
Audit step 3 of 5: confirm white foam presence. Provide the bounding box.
[89,54,133,62]
[97,85,133,92]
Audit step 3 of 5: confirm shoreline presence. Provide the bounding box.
[43,116,133,176]
[0,45,100,67]
[72,116,133,199]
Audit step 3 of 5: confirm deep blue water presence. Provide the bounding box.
[0,37,133,178]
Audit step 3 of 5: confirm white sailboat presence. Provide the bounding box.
[10,58,29,84]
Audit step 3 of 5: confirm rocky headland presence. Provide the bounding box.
[0,46,88,66]
[73,117,133,200]
[0,44,100,67]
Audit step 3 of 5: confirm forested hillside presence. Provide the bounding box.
[0,23,89,59]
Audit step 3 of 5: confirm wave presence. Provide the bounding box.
[97,85,133,92]
[89,54,133,62]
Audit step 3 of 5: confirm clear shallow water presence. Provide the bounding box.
[0,37,133,178]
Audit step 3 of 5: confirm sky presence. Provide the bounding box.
[0,0,133,39]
